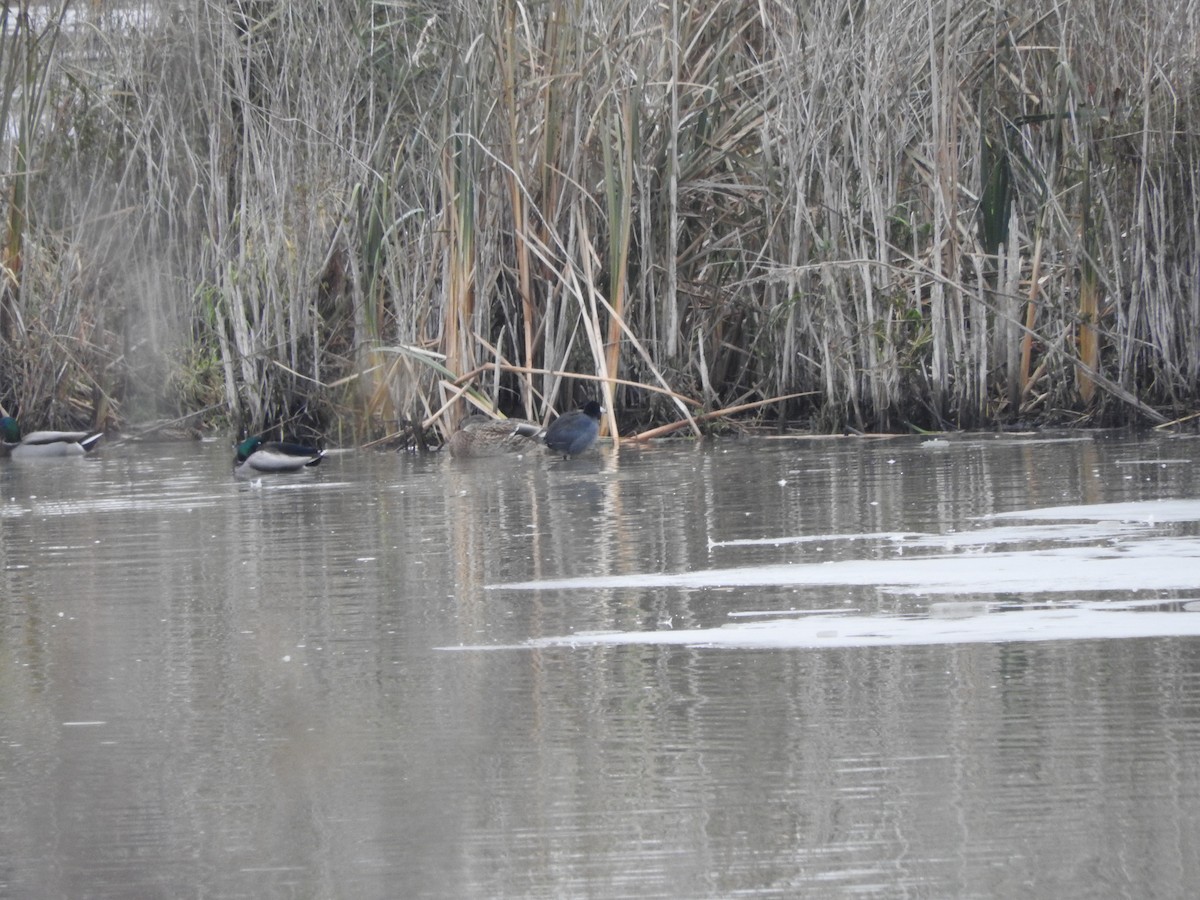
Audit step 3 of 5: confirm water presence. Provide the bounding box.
[1,431,1199,899]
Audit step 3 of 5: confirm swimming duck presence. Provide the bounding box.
[543,401,603,458]
[234,435,324,474]
[447,415,543,458]
[0,416,104,458]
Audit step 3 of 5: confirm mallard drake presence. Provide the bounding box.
[543,401,603,458]
[0,416,104,458]
[234,435,324,474]
[447,415,543,458]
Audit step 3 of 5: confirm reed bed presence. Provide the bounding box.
[1,0,1198,442]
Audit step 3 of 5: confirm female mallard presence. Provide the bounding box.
[543,401,603,458]
[447,415,543,458]
[0,416,104,458]
[234,435,324,474]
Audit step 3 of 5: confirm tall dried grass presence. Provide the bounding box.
[1,0,1197,439]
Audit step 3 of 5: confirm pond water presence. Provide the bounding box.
[1,430,1199,899]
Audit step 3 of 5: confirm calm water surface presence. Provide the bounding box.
[1,431,1199,899]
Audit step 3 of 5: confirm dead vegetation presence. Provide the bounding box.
[2,1,1198,442]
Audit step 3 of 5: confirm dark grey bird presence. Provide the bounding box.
[543,401,603,458]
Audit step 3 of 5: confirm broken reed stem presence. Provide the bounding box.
[446,360,703,418]
[1153,411,1200,431]
[627,392,818,441]
[590,280,702,437]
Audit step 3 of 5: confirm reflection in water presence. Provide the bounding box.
[0,432,1198,898]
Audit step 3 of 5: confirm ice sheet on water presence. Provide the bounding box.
[907,521,1148,547]
[491,539,1200,594]
[710,531,923,548]
[983,498,1200,523]
[478,498,1200,649]
[522,602,1200,650]
[490,498,1200,594]
[711,522,1150,550]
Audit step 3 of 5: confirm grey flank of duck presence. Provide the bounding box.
[447,415,543,458]
[0,416,104,458]
[543,401,603,458]
[234,435,324,474]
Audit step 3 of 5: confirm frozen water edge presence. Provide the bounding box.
[984,498,1200,524]
[488,538,1200,595]
[489,500,1200,595]
[516,603,1200,650]
[468,499,1200,651]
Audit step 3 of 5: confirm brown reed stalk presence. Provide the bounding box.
[1019,225,1047,400]
[601,98,634,435]
[1076,183,1100,406]
[628,393,816,441]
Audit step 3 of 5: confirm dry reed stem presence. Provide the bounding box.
[1019,227,1047,398]
[1153,412,1200,431]
[449,361,703,415]
[627,393,817,442]
[574,211,619,446]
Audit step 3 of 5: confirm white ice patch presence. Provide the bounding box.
[710,531,922,548]
[490,500,1200,595]
[490,540,1200,595]
[983,498,1200,524]
[521,603,1200,650]
[477,499,1200,650]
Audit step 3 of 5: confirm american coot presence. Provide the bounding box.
[543,401,603,458]
[447,416,543,458]
[0,416,104,458]
[234,436,324,474]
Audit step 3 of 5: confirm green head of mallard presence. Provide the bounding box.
[0,416,21,444]
[235,435,264,462]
